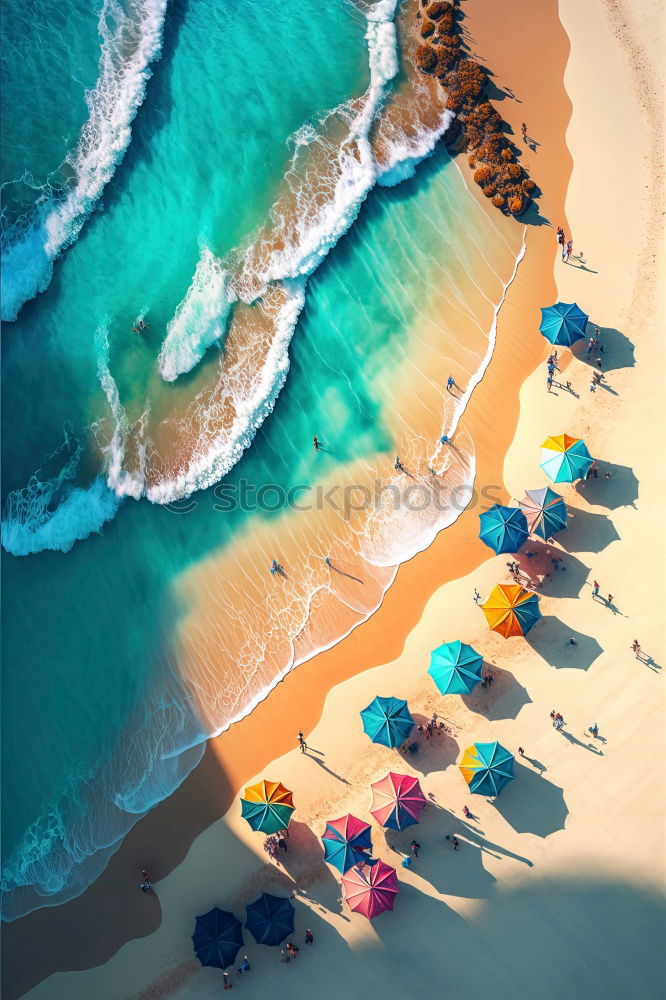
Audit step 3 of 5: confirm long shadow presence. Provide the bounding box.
[461,665,531,721]
[494,763,568,838]
[305,753,350,785]
[572,324,636,373]
[576,463,639,510]
[527,616,603,671]
[558,507,619,554]
[559,729,604,755]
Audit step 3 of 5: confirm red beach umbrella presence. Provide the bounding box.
[341,860,399,919]
[370,772,427,831]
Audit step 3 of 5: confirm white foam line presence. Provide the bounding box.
[432,228,527,466]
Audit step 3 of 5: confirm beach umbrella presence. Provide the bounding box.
[240,780,294,834]
[360,696,414,748]
[370,772,427,831]
[539,302,588,347]
[459,741,515,797]
[478,504,529,555]
[192,908,244,969]
[540,434,593,483]
[428,640,483,696]
[481,583,541,638]
[322,814,372,874]
[519,486,568,539]
[244,893,294,946]
[341,860,399,919]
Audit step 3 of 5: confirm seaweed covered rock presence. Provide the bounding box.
[426,1,455,20]
[420,19,435,38]
[522,177,536,194]
[416,44,438,74]
[473,164,495,185]
[508,194,525,215]
[491,193,506,208]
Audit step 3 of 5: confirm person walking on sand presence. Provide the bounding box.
[410,840,421,859]
[592,580,600,599]
[547,374,553,392]
[607,593,613,606]
[565,239,573,261]
[521,122,527,142]
[589,381,596,393]
[447,374,455,392]
[140,869,152,893]
[518,747,525,756]
[298,730,307,753]
[305,929,314,944]
[588,723,599,738]
[222,971,233,989]
[473,589,481,604]
[631,639,641,656]
[237,956,250,975]
[394,456,406,473]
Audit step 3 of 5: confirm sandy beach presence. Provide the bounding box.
[4,0,664,997]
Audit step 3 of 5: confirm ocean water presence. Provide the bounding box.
[1,0,521,920]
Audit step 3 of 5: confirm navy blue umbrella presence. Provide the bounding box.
[192,907,244,969]
[245,893,295,946]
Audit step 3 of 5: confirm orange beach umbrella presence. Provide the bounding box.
[481,583,541,638]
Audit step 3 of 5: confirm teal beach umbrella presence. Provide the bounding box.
[459,741,515,797]
[540,434,593,483]
[478,504,528,554]
[428,641,483,696]
[360,696,414,748]
[539,302,588,347]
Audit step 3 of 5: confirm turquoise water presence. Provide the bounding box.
[1,0,516,920]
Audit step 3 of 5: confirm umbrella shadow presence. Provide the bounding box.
[572,325,636,372]
[575,463,639,510]
[558,507,620,554]
[399,715,459,775]
[493,763,568,838]
[516,541,589,598]
[461,666,531,721]
[527,616,603,671]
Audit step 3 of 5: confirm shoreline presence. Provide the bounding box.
[4,0,665,996]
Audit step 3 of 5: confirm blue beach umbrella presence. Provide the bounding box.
[360,696,414,748]
[478,504,529,555]
[519,487,568,539]
[192,908,244,969]
[540,434,594,483]
[245,893,294,946]
[459,741,515,797]
[428,641,483,696]
[539,302,588,347]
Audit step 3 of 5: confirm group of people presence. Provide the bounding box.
[556,226,573,262]
[263,829,289,864]
[550,709,565,731]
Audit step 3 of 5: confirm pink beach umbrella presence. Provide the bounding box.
[341,860,399,918]
[370,772,427,831]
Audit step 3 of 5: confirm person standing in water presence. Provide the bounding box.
[313,435,320,451]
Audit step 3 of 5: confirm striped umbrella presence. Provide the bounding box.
[322,814,372,874]
[240,780,294,834]
[540,434,593,483]
[370,772,426,831]
[519,487,568,539]
[459,741,515,797]
[341,860,399,918]
[481,584,541,638]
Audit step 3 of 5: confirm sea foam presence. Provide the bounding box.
[0,0,168,322]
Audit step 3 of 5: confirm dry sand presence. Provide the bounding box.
[7,0,665,997]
